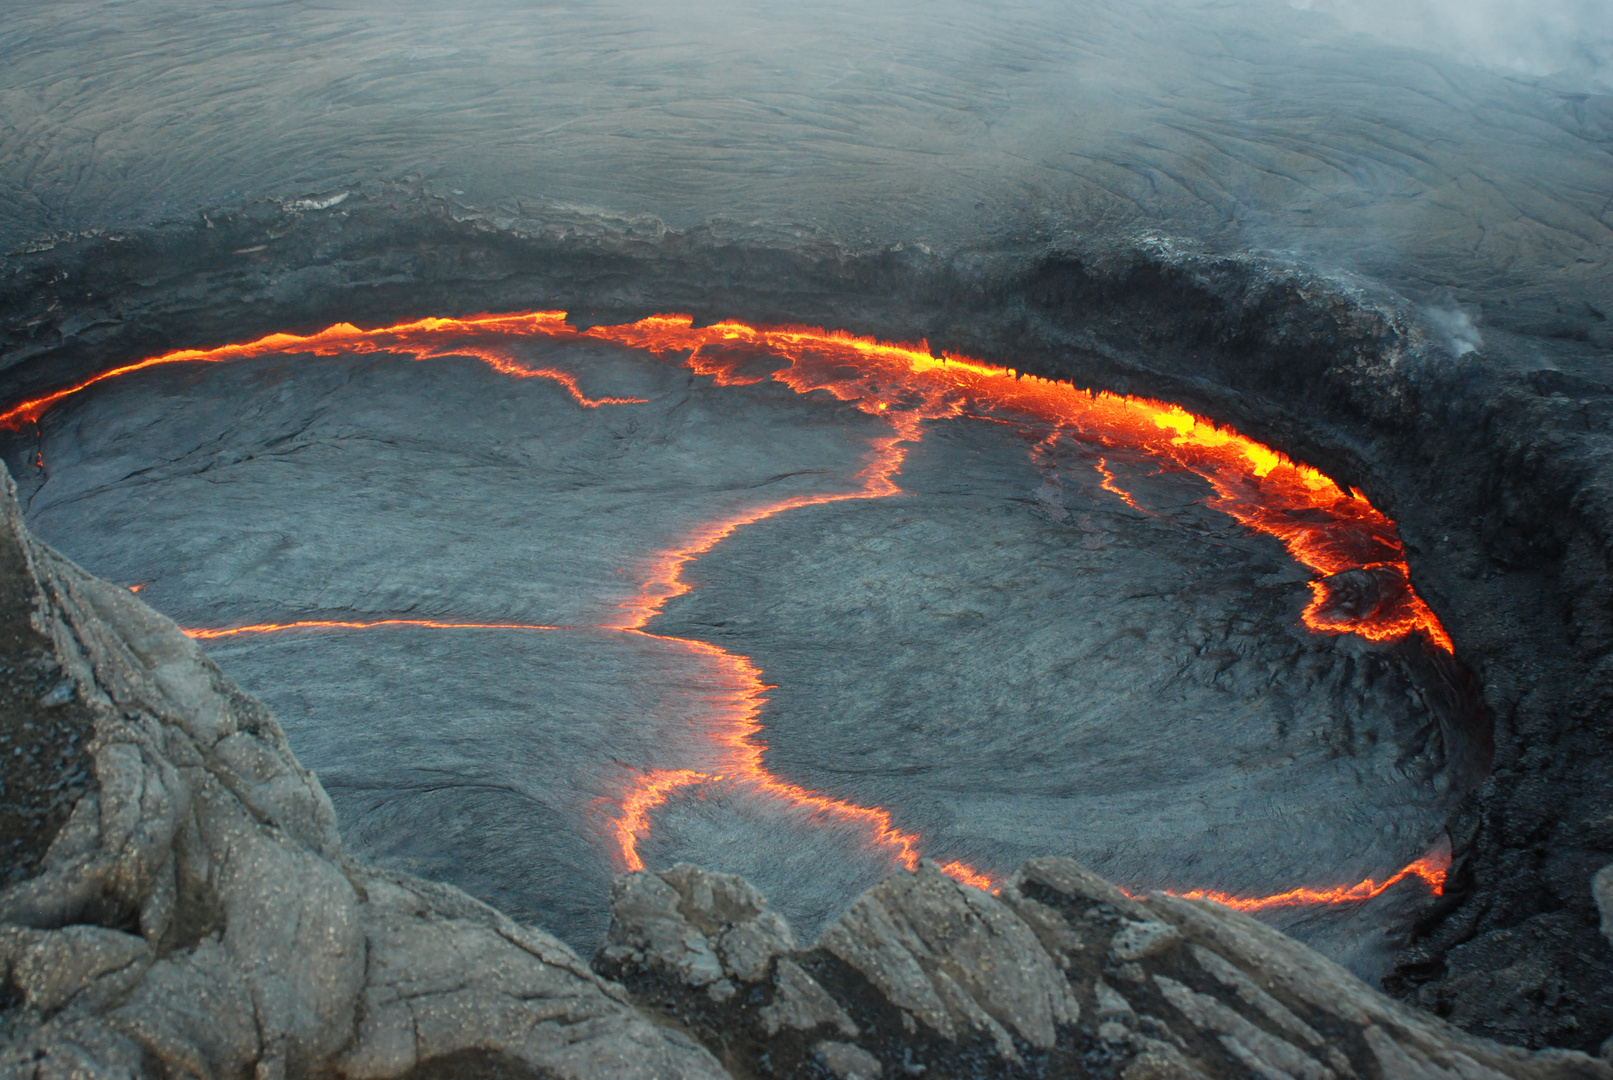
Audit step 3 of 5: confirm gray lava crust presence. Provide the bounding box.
[0,469,1603,1080]
[0,194,1608,1052]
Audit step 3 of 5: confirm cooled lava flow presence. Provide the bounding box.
[9,309,1454,905]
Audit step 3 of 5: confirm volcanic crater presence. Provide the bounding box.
[0,225,1492,990]
[5,179,1613,1052]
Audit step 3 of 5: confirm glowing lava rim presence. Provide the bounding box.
[6,309,1454,909]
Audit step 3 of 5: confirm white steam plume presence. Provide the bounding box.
[1425,305,1485,357]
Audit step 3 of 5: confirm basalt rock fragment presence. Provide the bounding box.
[600,852,1612,1080]
[817,861,1082,1058]
[596,863,797,1002]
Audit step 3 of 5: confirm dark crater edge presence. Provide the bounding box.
[1,188,1609,1052]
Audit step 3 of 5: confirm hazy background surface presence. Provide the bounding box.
[1295,0,1612,89]
[1,0,1608,335]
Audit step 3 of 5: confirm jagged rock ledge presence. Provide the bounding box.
[601,859,1609,1080]
[0,459,1607,1080]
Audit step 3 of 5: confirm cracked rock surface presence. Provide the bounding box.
[598,859,1613,1080]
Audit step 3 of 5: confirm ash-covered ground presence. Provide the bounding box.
[6,332,1464,978]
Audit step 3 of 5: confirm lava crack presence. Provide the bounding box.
[12,308,1454,905]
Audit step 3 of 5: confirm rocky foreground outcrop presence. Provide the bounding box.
[599,859,1613,1080]
[0,462,722,1080]
[0,458,1608,1080]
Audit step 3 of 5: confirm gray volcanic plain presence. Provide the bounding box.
[1,0,1607,350]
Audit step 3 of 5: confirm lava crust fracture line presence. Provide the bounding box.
[578,314,1452,654]
[1094,456,1149,513]
[22,309,1453,903]
[579,316,1449,897]
[2,310,1451,651]
[0,311,645,424]
[599,411,995,891]
[1168,847,1452,912]
[182,618,568,639]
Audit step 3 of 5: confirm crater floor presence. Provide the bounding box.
[7,328,1462,975]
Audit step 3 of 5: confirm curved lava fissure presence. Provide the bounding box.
[4,309,1455,910]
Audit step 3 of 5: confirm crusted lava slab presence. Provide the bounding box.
[0,306,1479,981]
[0,202,1608,1048]
[0,463,1602,1079]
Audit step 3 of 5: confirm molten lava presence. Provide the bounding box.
[1094,456,1148,514]
[181,618,567,639]
[12,308,1455,908]
[1168,847,1452,912]
[0,310,1448,651]
[576,316,1451,653]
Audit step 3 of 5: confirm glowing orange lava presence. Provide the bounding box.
[5,310,1449,652]
[579,400,967,877]
[612,768,713,872]
[1095,456,1147,513]
[22,309,1456,906]
[0,312,642,426]
[1166,847,1451,912]
[574,315,1452,654]
[182,618,566,639]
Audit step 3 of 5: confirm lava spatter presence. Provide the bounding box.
[17,308,1454,906]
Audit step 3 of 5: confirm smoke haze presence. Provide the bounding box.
[1290,0,1613,88]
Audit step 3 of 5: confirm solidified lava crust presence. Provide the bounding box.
[0,307,1456,909]
[4,201,1606,1051]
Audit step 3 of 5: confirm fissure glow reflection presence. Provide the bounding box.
[13,309,1452,908]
